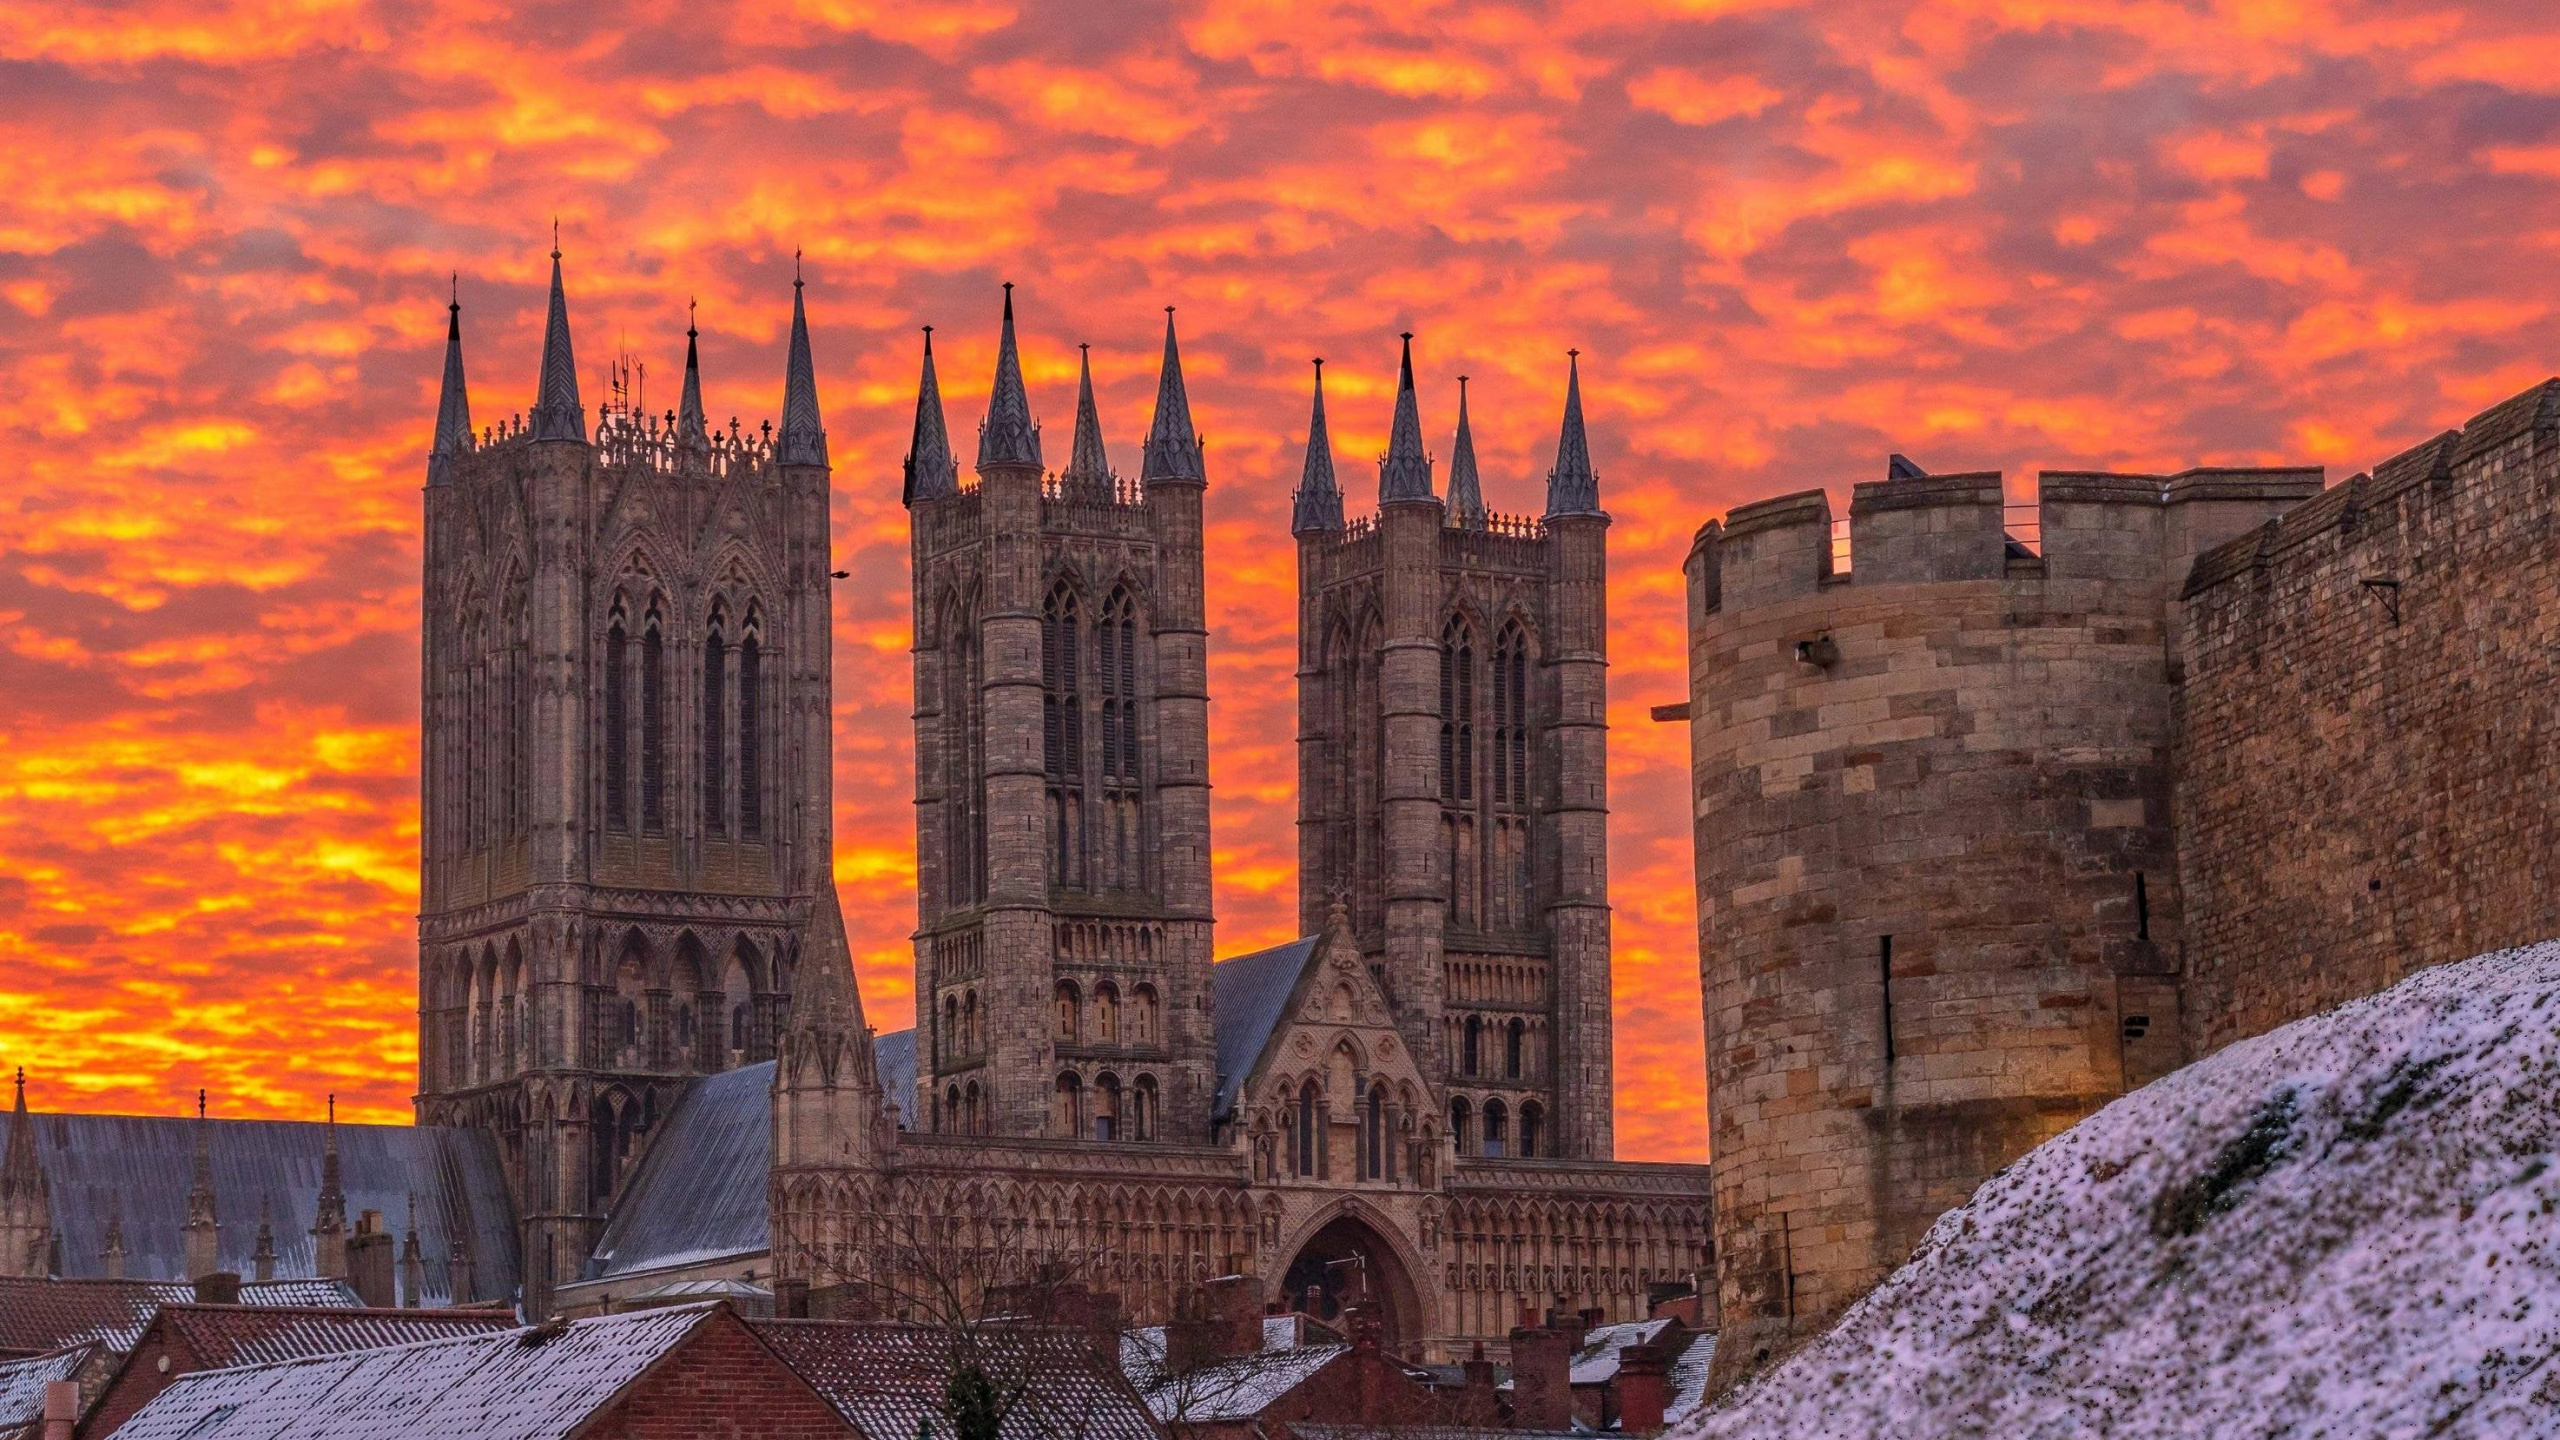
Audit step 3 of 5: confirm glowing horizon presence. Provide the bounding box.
[6,0,2560,1163]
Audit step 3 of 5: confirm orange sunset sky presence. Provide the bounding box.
[4,0,2558,1162]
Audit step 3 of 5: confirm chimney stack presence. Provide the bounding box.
[348,1209,394,1308]
[192,1271,242,1306]
[1508,1323,1575,1431]
[40,1380,76,1440]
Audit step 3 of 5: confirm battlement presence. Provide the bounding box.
[1690,463,2322,619]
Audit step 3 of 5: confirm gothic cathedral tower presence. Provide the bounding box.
[1292,342,1614,1160]
[905,290,1217,1145]
[416,252,839,1315]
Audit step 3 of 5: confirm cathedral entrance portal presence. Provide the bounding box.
[1279,1214,1420,1348]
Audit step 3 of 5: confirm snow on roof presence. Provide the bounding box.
[1120,1314,1348,1423]
[1566,1318,1672,1385]
[0,1344,95,1439]
[135,1303,518,1369]
[751,1319,1158,1440]
[1662,1334,1714,1426]
[107,1304,718,1440]
[1678,940,2560,1439]
[0,1276,360,1357]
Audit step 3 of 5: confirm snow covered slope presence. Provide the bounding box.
[1683,941,2560,1439]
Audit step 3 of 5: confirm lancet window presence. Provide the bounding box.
[1043,584,1085,887]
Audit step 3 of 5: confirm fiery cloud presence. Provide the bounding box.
[5,0,2559,1162]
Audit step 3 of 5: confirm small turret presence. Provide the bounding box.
[428,279,472,486]
[399,1192,426,1308]
[1290,359,1344,535]
[677,299,709,452]
[1446,374,1486,529]
[0,1069,50,1278]
[183,1089,220,1280]
[976,284,1041,475]
[252,1196,277,1283]
[778,260,828,469]
[1544,350,1601,519]
[1378,333,1435,505]
[446,1220,474,1307]
[902,328,958,506]
[1141,308,1205,486]
[101,1190,126,1279]
[527,241,585,444]
[312,1094,347,1279]
[1063,344,1112,485]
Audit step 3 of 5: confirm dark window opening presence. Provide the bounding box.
[2135,872,2150,941]
[1879,934,1896,1068]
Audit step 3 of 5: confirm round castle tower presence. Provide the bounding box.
[1680,462,2316,1389]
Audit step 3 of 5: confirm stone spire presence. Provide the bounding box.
[1063,344,1112,485]
[976,283,1041,474]
[771,889,889,1169]
[1290,359,1344,535]
[1,1068,50,1278]
[1544,350,1601,518]
[778,259,828,468]
[1141,308,1205,486]
[902,328,958,506]
[446,1218,473,1306]
[528,240,585,444]
[677,299,709,451]
[1446,374,1486,529]
[399,1193,426,1308]
[428,278,472,486]
[183,1089,219,1280]
[252,1196,277,1283]
[101,1190,126,1279]
[312,1094,347,1279]
[1377,333,1435,504]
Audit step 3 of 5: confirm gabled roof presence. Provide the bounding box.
[0,1344,94,1440]
[1119,1321,1347,1424]
[108,1304,730,1440]
[135,1302,517,1369]
[752,1319,1161,1440]
[0,1109,515,1305]
[0,1276,359,1357]
[1567,1318,1673,1385]
[1210,937,1321,1120]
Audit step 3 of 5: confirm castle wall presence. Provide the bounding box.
[2176,383,2560,1051]
[1681,466,2305,1388]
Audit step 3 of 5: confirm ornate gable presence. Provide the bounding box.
[1245,915,1432,1124]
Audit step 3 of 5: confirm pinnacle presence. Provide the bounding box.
[1291,358,1344,535]
[1141,307,1204,486]
[1447,374,1486,529]
[977,283,1042,473]
[677,305,709,451]
[1063,343,1112,484]
[1544,348,1601,519]
[1378,332,1435,504]
[777,272,828,468]
[529,248,585,444]
[903,327,958,506]
[429,285,472,485]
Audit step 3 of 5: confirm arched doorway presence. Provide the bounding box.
[1279,1213,1424,1348]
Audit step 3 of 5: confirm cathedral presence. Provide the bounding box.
[0,252,1711,1363]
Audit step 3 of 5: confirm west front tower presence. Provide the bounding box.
[416,253,839,1315]
[905,290,1217,1145]
[1292,343,1614,1161]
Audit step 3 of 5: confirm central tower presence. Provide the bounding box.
[905,290,1217,1144]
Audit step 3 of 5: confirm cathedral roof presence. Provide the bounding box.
[587,1063,772,1283]
[0,1109,515,1308]
[1210,936,1322,1121]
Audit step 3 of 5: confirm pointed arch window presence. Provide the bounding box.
[640,601,666,834]
[1440,617,1474,802]
[702,605,728,837]
[739,608,764,841]
[942,602,983,905]
[1519,1101,1544,1159]
[1097,587,1141,891]
[1043,584,1085,887]
[1482,1098,1509,1158]
[604,603,630,830]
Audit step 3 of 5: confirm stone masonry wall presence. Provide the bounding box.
[2177,381,2560,1052]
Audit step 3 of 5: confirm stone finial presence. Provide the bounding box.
[1544,349,1601,518]
[677,299,709,451]
[184,1090,219,1280]
[976,283,1042,474]
[1063,343,1112,484]
[252,1195,277,1283]
[1446,374,1486,529]
[528,244,585,444]
[312,1093,348,1278]
[1140,307,1204,486]
[1290,358,1344,535]
[1378,333,1435,504]
[428,280,472,485]
[102,1189,126,1278]
[399,1192,426,1308]
[903,327,958,506]
[778,264,828,468]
